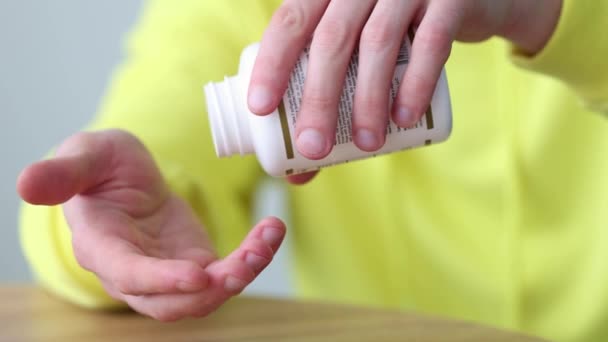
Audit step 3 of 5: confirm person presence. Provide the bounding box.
[16,0,608,341]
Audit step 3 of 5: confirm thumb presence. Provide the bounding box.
[17,131,112,206]
[17,153,97,206]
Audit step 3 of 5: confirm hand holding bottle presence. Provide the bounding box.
[248,0,562,161]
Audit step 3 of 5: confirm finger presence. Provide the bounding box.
[17,131,121,205]
[124,259,263,322]
[17,154,95,205]
[392,1,463,127]
[296,0,377,159]
[248,0,330,115]
[286,170,319,185]
[94,241,211,296]
[353,0,419,151]
[205,216,286,290]
[123,259,255,322]
[20,130,165,207]
[123,217,287,322]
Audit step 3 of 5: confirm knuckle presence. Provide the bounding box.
[246,240,275,260]
[303,91,335,114]
[313,18,353,57]
[416,25,453,60]
[356,95,388,113]
[180,263,205,283]
[360,22,399,52]
[272,3,307,36]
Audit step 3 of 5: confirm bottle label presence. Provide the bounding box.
[276,37,442,175]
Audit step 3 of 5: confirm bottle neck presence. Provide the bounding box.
[205,76,254,157]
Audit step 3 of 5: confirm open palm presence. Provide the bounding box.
[18,129,285,321]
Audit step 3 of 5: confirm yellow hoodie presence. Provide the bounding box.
[19,1,608,341]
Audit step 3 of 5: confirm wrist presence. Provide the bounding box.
[500,0,563,55]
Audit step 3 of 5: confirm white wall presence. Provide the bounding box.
[0,1,292,297]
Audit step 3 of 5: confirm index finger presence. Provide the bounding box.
[248,0,330,115]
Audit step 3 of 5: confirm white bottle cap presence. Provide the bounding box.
[204,77,254,157]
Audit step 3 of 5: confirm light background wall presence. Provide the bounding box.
[0,1,292,297]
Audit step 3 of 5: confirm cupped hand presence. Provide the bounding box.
[18,129,286,321]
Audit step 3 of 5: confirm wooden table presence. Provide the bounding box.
[0,286,546,341]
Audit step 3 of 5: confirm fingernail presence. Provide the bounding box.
[395,106,415,127]
[245,252,268,271]
[297,129,327,158]
[176,280,205,292]
[224,275,247,292]
[248,86,273,113]
[355,129,379,151]
[262,227,283,245]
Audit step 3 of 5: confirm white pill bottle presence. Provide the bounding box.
[204,40,452,177]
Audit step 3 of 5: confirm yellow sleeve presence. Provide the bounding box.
[19,0,281,308]
[511,0,608,113]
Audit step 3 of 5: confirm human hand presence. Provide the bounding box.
[17,129,286,321]
[249,0,562,161]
